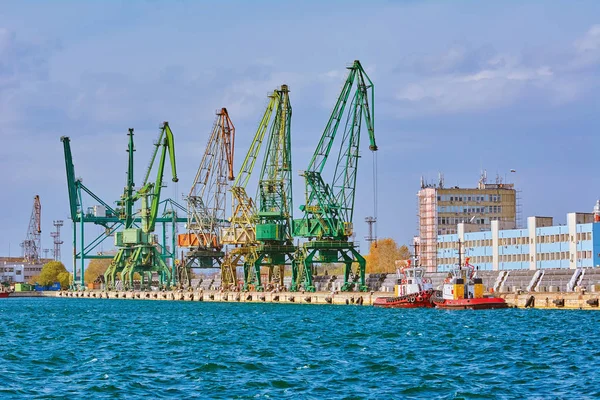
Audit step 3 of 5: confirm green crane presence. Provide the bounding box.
[293,60,377,292]
[105,122,179,290]
[220,85,296,291]
[251,84,297,291]
[61,136,123,288]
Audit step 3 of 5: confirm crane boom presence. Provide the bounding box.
[295,60,376,240]
[60,137,80,222]
[221,90,280,246]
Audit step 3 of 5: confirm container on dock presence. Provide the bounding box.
[14,283,33,292]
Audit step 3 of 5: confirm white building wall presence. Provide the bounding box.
[568,213,578,269]
[528,217,537,270]
[491,220,499,271]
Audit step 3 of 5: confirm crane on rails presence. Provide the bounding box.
[293,60,377,292]
[178,108,235,287]
[61,134,185,289]
[21,195,42,263]
[251,84,296,291]
[104,122,179,290]
[220,86,295,291]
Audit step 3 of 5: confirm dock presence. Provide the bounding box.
[18,289,598,310]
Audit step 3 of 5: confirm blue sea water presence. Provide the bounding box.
[1,298,599,399]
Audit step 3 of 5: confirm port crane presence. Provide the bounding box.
[178,108,235,286]
[104,122,179,290]
[251,84,296,291]
[293,60,377,292]
[21,195,42,263]
[61,133,185,289]
[221,86,295,290]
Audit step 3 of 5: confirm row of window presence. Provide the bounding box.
[438,251,594,265]
[438,232,593,249]
[438,206,503,214]
[438,194,503,203]
[537,232,592,243]
[439,217,491,226]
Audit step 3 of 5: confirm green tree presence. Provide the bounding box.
[57,271,72,289]
[37,261,68,287]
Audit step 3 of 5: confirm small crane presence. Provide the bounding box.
[21,195,42,263]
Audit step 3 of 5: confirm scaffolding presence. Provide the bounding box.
[417,188,438,272]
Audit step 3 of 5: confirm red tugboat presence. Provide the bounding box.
[432,257,507,310]
[374,259,434,308]
[0,286,10,298]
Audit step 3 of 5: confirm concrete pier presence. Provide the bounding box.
[49,289,374,306]
[499,291,600,310]
[25,290,600,310]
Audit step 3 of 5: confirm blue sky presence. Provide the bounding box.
[1,1,599,266]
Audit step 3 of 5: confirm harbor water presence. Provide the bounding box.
[1,298,599,399]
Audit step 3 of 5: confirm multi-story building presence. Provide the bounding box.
[0,257,47,283]
[437,211,600,271]
[417,174,517,271]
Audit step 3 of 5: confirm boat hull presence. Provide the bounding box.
[434,297,508,310]
[374,293,434,308]
[0,292,9,298]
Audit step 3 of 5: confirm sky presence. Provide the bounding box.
[1,1,599,268]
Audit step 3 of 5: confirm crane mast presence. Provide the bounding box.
[293,60,377,292]
[179,108,235,284]
[22,195,42,263]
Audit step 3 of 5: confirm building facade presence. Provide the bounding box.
[437,213,600,271]
[0,257,46,283]
[417,175,517,271]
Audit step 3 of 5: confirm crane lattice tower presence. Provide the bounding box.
[21,195,42,263]
[51,220,64,261]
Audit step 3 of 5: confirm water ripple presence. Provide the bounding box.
[1,299,599,398]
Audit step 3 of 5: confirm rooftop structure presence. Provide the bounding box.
[417,172,518,272]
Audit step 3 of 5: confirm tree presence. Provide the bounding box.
[37,261,68,286]
[57,271,71,289]
[84,259,112,284]
[398,245,411,261]
[365,238,412,273]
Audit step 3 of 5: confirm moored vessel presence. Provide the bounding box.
[0,286,10,298]
[432,257,507,310]
[374,259,434,308]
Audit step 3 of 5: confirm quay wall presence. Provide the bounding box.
[19,290,600,310]
[48,290,375,306]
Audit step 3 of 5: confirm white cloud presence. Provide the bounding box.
[575,24,600,52]
[392,25,600,117]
